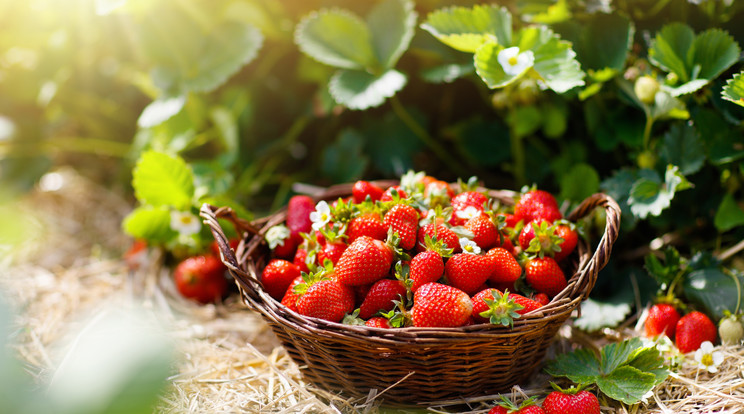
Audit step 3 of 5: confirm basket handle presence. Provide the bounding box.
[563,193,622,300]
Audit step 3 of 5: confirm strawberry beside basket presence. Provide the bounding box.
[200,182,621,406]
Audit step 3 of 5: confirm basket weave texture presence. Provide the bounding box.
[200,182,621,405]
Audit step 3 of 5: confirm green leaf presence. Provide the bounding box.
[132,151,195,210]
[714,193,744,232]
[420,63,474,84]
[628,165,690,219]
[596,366,657,405]
[573,298,632,332]
[329,69,407,110]
[122,206,176,243]
[519,26,585,93]
[627,347,669,385]
[420,4,512,53]
[684,267,744,320]
[559,163,599,202]
[367,0,417,69]
[295,9,378,71]
[321,129,369,183]
[521,0,571,24]
[137,96,186,128]
[544,348,601,384]
[361,110,424,175]
[658,123,705,175]
[450,117,511,167]
[209,106,239,168]
[575,13,633,72]
[665,79,710,97]
[649,23,696,82]
[600,337,643,375]
[473,41,521,89]
[692,28,741,80]
[722,71,744,107]
[507,105,542,137]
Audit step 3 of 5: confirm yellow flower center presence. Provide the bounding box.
[508,56,519,66]
[321,213,329,221]
[180,216,192,224]
[701,353,714,366]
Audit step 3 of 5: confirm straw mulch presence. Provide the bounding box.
[2,168,743,413]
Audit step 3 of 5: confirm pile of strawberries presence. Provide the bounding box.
[260,172,580,328]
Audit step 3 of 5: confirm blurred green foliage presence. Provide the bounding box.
[1,0,744,310]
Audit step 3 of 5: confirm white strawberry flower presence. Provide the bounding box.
[459,237,481,255]
[455,206,481,221]
[265,224,290,249]
[400,170,425,192]
[693,341,724,373]
[498,46,535,76]
[170,210,201,236]
[310,200,331,231]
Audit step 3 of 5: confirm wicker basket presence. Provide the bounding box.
[200,182,621,405]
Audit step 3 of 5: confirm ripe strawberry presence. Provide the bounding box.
[124,239,148,270]
[525,256,567,298]
[317,240,347,266]
[644,303,680,338]
[286,195,315,237]
[553,223,578,262]
[489,397,545,414]
[465,214,499,250]
[264,224,296,259]
[358,279,407,319]
[519,220,562,257]
[365,316,391,328]
[411,282,472,327]
[486,247,522,285]
[335,236,394,286]
[543,389,600,414]
[451,191,489,212]
[292,246,311,273]
[472,288,542,325]
[676,311,717,353]
[174,255,228,304]
[383,204,419,250]
[296,279,355,322]
[261,259,302,300]
[444,253,492,295]
[352,180,384,203]
[514,189,562,224]
[280,275,305,312]
[347,213,387,243]
[410,251,445,292]
[424,179,455,199]
[417,223,460,253]
[380,185,408,202]
[534,293,550,306]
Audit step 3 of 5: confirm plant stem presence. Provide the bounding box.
[642,112,654,151]
[389,96,467,178]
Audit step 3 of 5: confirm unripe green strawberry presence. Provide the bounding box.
[411,282,472,327]
[718,314,744,345]
[634,75,659,104]
[525,256,567,298]
[675,311,716,353]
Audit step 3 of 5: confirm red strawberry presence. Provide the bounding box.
[347,213,387,243]
[411,282,472,327]
[380,185,408,202]
[676,311,717,353]
[486,247,522,285]
[534,293,550,306]
[553,223,578,262]
[317,240,347,266]
[525,256,567,298]
[335,236,394,286]
[286,195,315,237]
[358,279,407,319]
[410,251,445,292]
[489,398,545,414]
[444,253,492,295]
[365,316,392,328]
[296,279,355,322]
[292,246,311,273]
[124,239,148,270]
[352,180,384,203]
[451,191,489,212]
[264,224,296,259]
[173,255,228,304]
[543,389,600,414]
[514,189,562,224]
[644,303,680,338]
[518,220,562,256]
[465,214,499,250]
[472,289,542,325]
[417,223,460,253]
[280,275,305,312]
[261,259,302,300]
[383,204,419,250]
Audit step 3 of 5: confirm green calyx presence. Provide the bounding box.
[479,289,524,328]
[292,262,334,296]
[525,220,564,258]
[548,381,591,395]
[496,395,540,413]
[423,234,454,258]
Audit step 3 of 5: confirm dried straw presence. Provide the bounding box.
[2,168,743,413]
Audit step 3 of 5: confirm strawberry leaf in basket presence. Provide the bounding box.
[545,337,669,405]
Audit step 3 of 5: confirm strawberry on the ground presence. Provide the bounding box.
[365,316,391,328]
[358,278,407,319]
[417,223,460,253]
[514,189,562,224]
[383,203,419,250]
[525,256,567,298]
[286,195,315,237]
[174,255,228,304]
[542,387,600,414]
[335,236,394,286]
[352,180,384,203]
[676,311,717,353]
[644,303,680,338]
[719,313,744,345]
[444,253,492,295]
[280,275,305,312]
[489,397,545,414]
[486,247,522,285]
[465,214,499,250]
[261,259,302,300]
[347,213,387,243]
[472,288,542,325]
[295,279,355,322]
[124,239,148,270]
[410,282,472,327]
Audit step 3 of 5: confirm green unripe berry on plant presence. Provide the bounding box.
[637,150,656,169]
[634,75,660,104]
[719,315,744,345]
